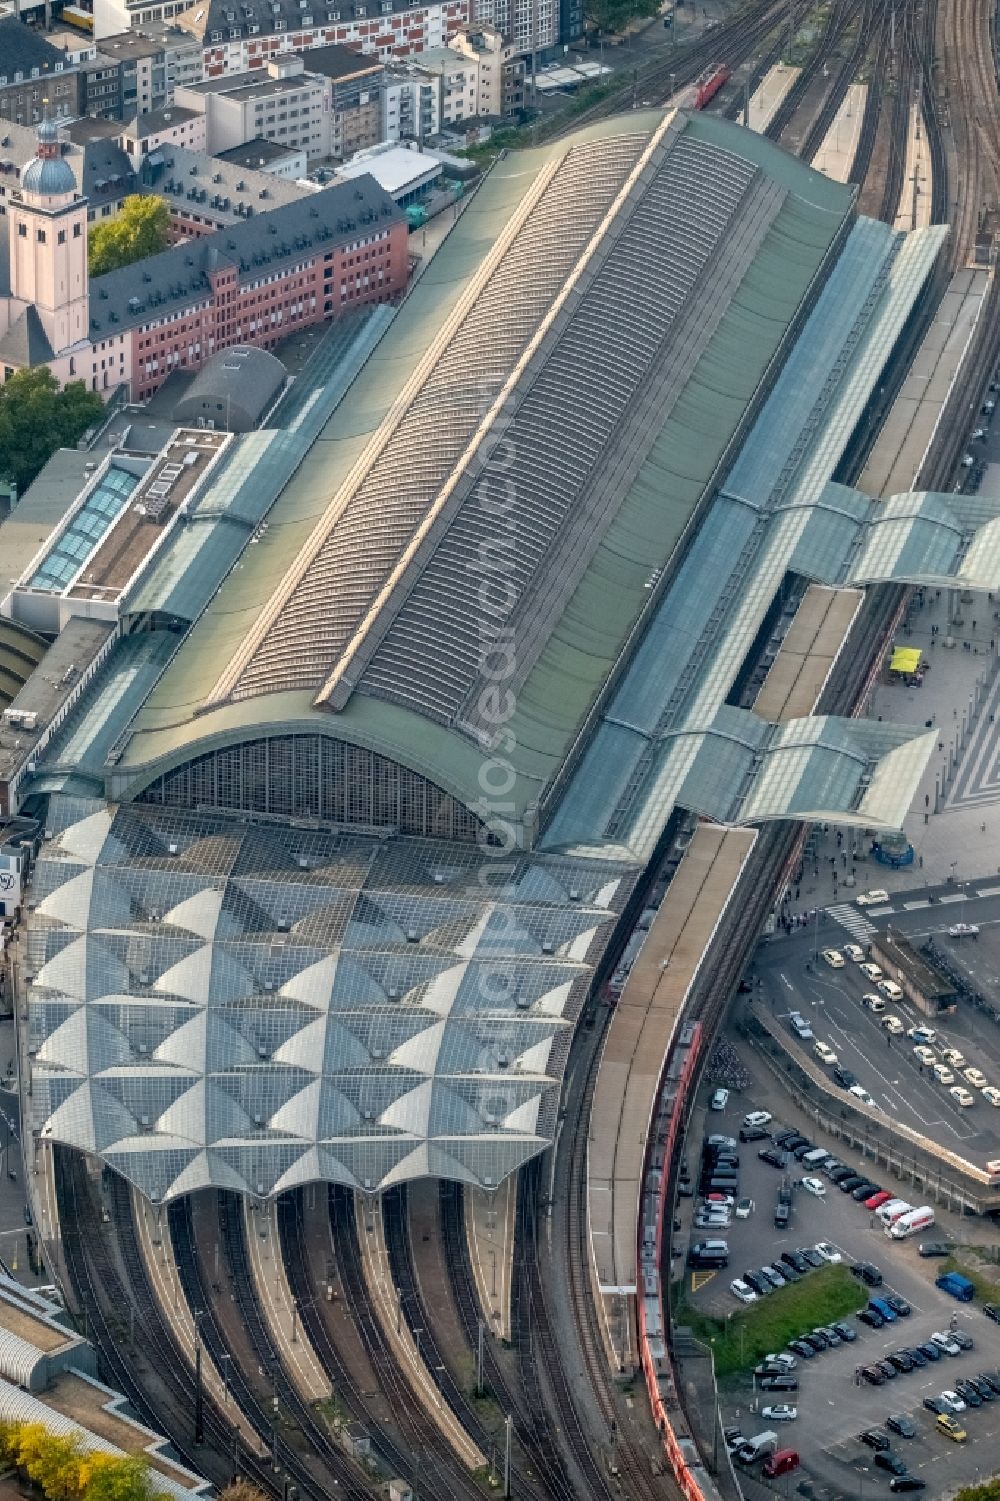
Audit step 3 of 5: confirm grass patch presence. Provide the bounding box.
[676,1264,862,1378]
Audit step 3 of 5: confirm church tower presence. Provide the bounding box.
[9,119,89,356]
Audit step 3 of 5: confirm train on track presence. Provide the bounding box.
[692,63,731,108]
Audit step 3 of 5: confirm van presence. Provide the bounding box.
[879,980,903,1001]
[889,1206,935,1239]
[801,1148,831,1168]
[738,1431,778,1463]
[689,1239,728,1268]
[936,1271,974,1302]
[762,1448,799,1478]
[877,1199,912,1227]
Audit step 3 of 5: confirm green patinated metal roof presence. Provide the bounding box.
[115,108,856,819]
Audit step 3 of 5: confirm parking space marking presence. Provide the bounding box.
[903,900,931,910]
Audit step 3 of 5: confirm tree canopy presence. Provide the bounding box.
[584,0,659,35]
[0,366,104,496]
[221,1483,270,1501]
[0,1421,169,1501]
[954,1484,1000,1501]
[89,195,171,277]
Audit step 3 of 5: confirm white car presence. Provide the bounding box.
[814,1241,842,1264]
[801,1177,826,1198]
[857,889,889,907]
[862,992,886,1013]
[881,1015,905,1035]
[908,1025,937,1044]
[982,1087,1000,1107]
[859,962,884,982]
[731,1279,758,1304]
[948,923,980,938]
[878,980,903,1001]
[765,1352,796,1370]
[822,948,845,969]
[761,1405,797,1422]
[743,1110,772,1128]
[849,1083,876,1107]
[913,1045,937,1066]
[932,1064,955,1086]
[939,1390,967,1413]
[710,1087,729,1111]
[951,1086,975,1107]
[844,943,865,963]
[931,1332,962,1356]
[963,1067,988,1090]
[735,1197,754,1219]
[814,1041,838,1066]
[704,1193,736,1207]
[941,1048,967,1068]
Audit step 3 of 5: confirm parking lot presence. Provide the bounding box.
[681,1086,1000,1498]
[753,926,1000,1156]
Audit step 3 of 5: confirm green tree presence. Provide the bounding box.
[584,0,658,31]
[955,1485,1000,1501]
[89,194,171,276]
[0,366,104,496]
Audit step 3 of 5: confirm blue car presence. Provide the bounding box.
[869,1297,897,1323]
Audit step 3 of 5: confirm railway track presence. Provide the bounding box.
[277,1192,475,1501]
[326,1186,488,1501]
[764,0,861,141]
[216,1191,377,1501]
[169,1195,339,1501]
[56,1154,270,1496]
[798,0,879,161]
[438,1181,581,1501]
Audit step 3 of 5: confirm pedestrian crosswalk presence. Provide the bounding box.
[826,902,877,943]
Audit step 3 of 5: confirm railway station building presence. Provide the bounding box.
[20,107,1000,1206]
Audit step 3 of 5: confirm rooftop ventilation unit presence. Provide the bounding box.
[406,928,418,943]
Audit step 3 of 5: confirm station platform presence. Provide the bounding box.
[753,584,863,721]
[812,83,867,182]
[354,1192,486,1471]
[746,63,800,133]
[587,823,757,1371]
[858,267,990,497]
[465,1178,515,1342]
[243,1198,330,1403]
[893,100,933,232]
[131,1188,264,1455]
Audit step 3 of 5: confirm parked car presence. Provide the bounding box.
[860,963,884,982]
[963,1068,988,1089]
[761,1406,797,1422]
[866,1190,892,1209]
[821,949,845,968]
[788,1340,815,1359]
[740,1125,770,1142]
[937,1390,967,1414]
[859,1431,890,1450]
[801,1176,826,1197]
[814,1242,842,1264]
[956,1379,984,1408]
[874,1452,908,1476]
[833,1066,858,1090]
[851,1262,883,1287]
[882,1015,905,1035]
[797,1247,824,1267]
[887,1352,914,1373]
[844,943,865,963]
[815,1325,841,1346]
[731,1280,758,1304]
[977,1372,1000,1395]
[861,1365,886,1385]
[922,1396,949,1415]
[839,1175,866,1193]
[781,1251,809,1274]
[983,1304,1000,1324]
[710,1088,730,1111]
[831,1321,857,1343]
[935,1414,966,1442]
[951,1086,975,1107]
[886,1295,911,1317]
[930,1332,962,1356]
[859,1309,885,1330]
[918,1342,942,1362]
[814,1042,838,1065]
[876,1361,899,1381]
[735,1197,754,1219]
[857,889,889,906]
[852,1182,880,1201]
[953,1330,975,1351]
[760,1375,798,1393]
[906,1347,928,1367]
[759,1149,788,1169]
[889,1479,926,1493]
[744,1271,771,1297]
[743,1110,772,1129]
[764,1352,797,1370]
[774,1201,791,1229]
[918,1241,950,1258]
[886,1414,917,1438]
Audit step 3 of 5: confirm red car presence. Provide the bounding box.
[866,1190,893,1210]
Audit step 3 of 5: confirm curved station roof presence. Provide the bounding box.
[26,108,1000,1201]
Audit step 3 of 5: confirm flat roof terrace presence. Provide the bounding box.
[65,431,229,602]
[588,825,756,1316]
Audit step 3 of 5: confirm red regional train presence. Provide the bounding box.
[692,64,732,109]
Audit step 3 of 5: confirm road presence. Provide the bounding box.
[754,883,1000,1160]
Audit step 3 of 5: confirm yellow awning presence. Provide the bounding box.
[890,647,921,674]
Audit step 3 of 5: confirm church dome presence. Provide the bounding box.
[21,121,76,198]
